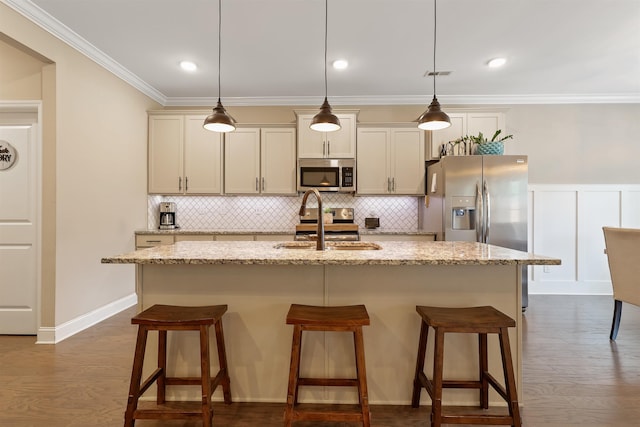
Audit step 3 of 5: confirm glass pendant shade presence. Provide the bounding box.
[417,96,451,130]
[203,99,236,132]
[310,97,341,132]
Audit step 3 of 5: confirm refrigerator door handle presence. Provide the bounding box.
[484,180,490,243]
[475,182,483,243]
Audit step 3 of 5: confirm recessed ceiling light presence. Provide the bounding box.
[332,59,349,70]
[487,57,507,68]
[180,60,197,72]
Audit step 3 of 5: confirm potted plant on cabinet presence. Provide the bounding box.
[452,129,513,155]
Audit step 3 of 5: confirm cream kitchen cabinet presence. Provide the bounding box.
[224,127,296,195]
[148,114,223,194]
[135,234,174,249]
[296,111,357,158]
[356,127,425,195]
[428,111,506,159]
[174,235,214,242]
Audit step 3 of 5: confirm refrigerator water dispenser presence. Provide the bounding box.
[452,207,475,230]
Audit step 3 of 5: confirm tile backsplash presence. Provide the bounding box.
[147,194,420,232]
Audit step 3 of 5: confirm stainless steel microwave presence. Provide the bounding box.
[297,158,356,193]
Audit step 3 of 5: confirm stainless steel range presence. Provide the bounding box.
[295,207,360,241]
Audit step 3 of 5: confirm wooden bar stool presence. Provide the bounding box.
[284,304,371,427]
[411,305,521,427]
[124,304,232,427]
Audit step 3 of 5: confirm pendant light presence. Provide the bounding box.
[417,0,451,131]
[203,0,236,133]
[310,0,341,132]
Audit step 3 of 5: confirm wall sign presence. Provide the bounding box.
[0,140,17,171]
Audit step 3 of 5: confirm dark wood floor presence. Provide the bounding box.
[1,295,640,426]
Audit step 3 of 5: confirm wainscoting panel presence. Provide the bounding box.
[529,185,640,295]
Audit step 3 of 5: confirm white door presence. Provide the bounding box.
[0,124,38,334]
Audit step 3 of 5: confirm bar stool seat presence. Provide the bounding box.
[124,304,232,427]
[284,304,371,427]
[411,305,521,427]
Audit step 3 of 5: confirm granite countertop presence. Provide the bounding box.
[102,240,560,267]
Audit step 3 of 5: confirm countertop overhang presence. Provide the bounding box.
[102,240,560,267]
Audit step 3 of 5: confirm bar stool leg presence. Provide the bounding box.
[197,325,212,427]
[498,327,522,427]
[124,326,148,427]
[284,324,302,427]
[157,330,167,404]
[214,319,233,404]
[353,327,371,427]
[411,320,429,407]
[479,332,489,409]
[431,329,445,427]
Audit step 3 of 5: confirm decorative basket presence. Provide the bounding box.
[475,141,504,155]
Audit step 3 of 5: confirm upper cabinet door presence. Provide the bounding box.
[297,114,326,158]
[224,128,261,194]
[325,113,356,158]
[184,115,223,194]
[466,112,506,142]
[296,112,357,158]
[260,127,297,195]
[356,128,390,194]
[390,128,425,195]
[148,115,184,194]
[429,113,465,159]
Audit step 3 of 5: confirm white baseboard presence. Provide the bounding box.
[36,293,137,344]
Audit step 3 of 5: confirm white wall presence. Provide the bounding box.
[505,104,640,184]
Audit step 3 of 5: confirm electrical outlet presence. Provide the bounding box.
[543,265,551,273]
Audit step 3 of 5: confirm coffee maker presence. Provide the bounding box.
[159,202,177,230]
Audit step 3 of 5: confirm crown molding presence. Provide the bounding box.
[165,93,640,107]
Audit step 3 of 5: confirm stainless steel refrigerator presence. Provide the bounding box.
[419,155,529,310]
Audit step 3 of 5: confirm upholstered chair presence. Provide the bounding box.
[603,227,640,340]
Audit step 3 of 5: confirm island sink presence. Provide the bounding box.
[274,241,382,251]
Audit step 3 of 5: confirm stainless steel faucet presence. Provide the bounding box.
[299,188,325,250]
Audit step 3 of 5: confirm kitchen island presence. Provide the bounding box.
[102,240,559,406]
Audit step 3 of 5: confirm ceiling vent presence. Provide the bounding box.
[424,70,452,77]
